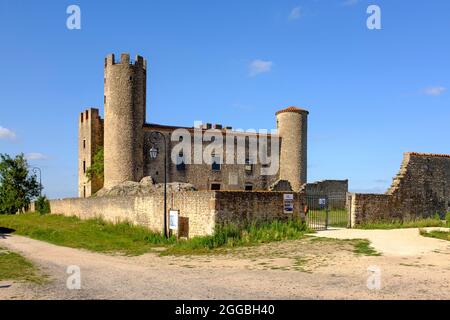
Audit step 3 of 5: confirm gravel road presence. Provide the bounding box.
[1,229,449,300]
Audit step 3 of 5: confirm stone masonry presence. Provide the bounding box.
[348,152,450,226]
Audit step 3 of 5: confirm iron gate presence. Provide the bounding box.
[305,194,350,231]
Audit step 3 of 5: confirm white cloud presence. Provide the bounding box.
[288,6,301,20]
[342,0,359,6]
[423,86,446,96]
[25,153,49,161]
[0,126,16,140]
[249,59,273,77]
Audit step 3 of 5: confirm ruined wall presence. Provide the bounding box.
[349,152,450,226]
[49,191,304,237]
[78,108,104,197]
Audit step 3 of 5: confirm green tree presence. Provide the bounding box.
[35,195,50,214]
[86,146,104,182]
[0,153,40,214]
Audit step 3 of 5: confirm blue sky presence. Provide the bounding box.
[0,0,449,198]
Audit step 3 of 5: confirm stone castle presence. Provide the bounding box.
[40,52,449,236]
[78,53,313,197]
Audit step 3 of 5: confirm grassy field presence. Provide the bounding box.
[0,213,311,256]
[0,246,45,283]
[309,237,381,256]
[357,215,449,230]
[163,219,310,255]
[306,209,349,228]
[420,229,450,241]
[0,213,175,255]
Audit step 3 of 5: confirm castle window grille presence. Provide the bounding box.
[212,156,221,171]
[176,153,186,171]
[245,158,253,174]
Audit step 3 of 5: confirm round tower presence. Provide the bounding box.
[276,106,308,191]
[103,53,147,189]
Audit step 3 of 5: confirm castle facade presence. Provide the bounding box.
[78,53,308,197]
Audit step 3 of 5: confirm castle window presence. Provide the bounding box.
[176,152,185,171]
[80,113,84,123]
[83,186,86,198]
[104,95,106,104]
[212,155,221,171]
[83,160,86,173]
[210,183,221,190]
[85,111,89,120]
[245,184,253,191]
[83,139,86,149]
[245,158,253,174]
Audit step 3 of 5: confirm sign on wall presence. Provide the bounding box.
[319,198,326,208]
[283,194,294,214]
[169,210,179,230]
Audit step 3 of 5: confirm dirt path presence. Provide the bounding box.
[312,227,450,255]
[0,231,449,300]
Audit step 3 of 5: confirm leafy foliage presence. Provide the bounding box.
[0,153,40,214]
[35,195,50,215]
[86,146,104,182]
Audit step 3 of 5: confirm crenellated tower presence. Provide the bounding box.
[103,53,147,188]
[276,106,308,191]
[78,108,104,197]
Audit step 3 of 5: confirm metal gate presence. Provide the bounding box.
[305,194,350,231]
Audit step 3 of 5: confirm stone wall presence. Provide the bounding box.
[50,191,215,237]
[49,191,304,237]
[214,191,305,225]
[348,152,450,226]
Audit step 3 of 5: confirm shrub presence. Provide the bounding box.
[35,196,50,215]
[165,218,309,255]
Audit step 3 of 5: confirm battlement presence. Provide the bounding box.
[79,108,102,124]
[104,53,147,69]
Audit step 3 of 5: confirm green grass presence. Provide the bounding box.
[306,209,349,228]
[352,240,381,256]
[0,213,310,256]
[0,246,45,283]
[357,215,448,230]
[420,229,450,242]
[0,213,176,255]
[164,219,310,255]
[309,237,381,256]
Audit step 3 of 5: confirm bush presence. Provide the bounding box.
[165,218,309,255]
[35,196,50,215]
